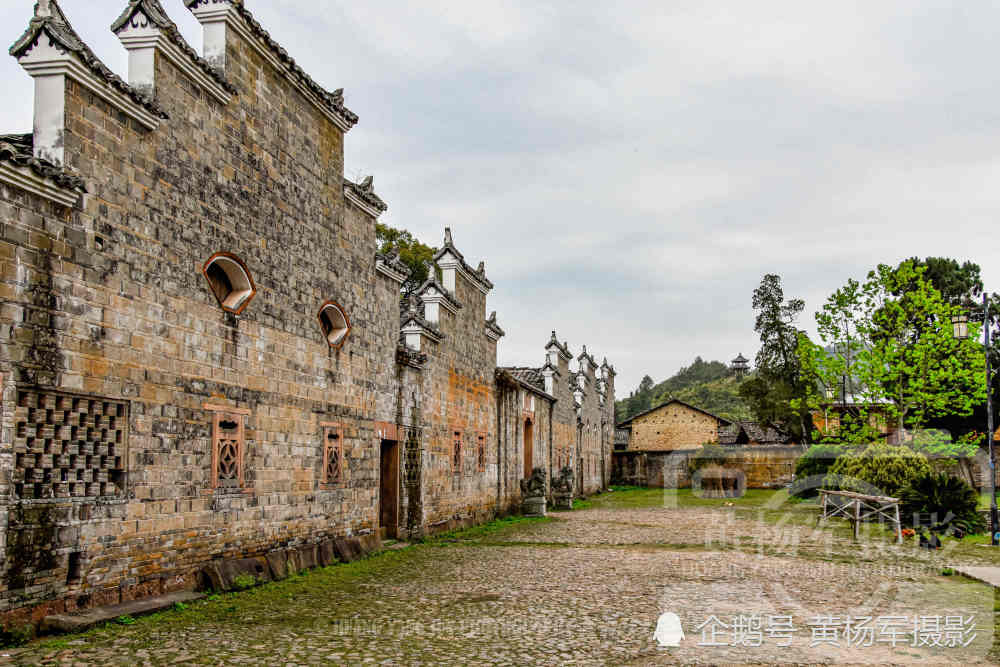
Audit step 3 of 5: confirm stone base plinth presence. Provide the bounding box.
[523,496,547,517]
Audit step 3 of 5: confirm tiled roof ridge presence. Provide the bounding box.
[376,249,409,277]
[184,0,358,130]
[415,271,462,311]
[0,133,86,193]
[485,310,505,337]
[432,228,494,290]
[111,0,236,94]
[345,176,387,213]
[10,0,169,120]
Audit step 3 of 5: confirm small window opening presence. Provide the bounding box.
[317,301,351,348]
[67,551,82,584]
[202,253,256,314]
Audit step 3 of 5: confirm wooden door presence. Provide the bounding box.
[379,439,399,539]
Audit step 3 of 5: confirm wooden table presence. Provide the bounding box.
[816,488,903,543]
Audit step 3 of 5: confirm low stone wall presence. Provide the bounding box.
[611,445,805,489]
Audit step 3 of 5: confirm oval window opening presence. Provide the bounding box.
[318,301,351,348]
[203,253,256,314]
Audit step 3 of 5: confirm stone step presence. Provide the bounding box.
[40,591,205,635]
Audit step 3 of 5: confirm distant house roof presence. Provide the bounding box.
[719,421,794,445]
[503,367,544,392]
[616,399,733,428]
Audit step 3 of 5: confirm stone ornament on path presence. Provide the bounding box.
[654,612,684,647]
[521,467,547,517]
[552,465,574,510]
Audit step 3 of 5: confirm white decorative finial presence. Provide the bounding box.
[444,227,453,246]
[37,0,52,18]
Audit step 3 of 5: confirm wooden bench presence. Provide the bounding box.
[817,488,903,543]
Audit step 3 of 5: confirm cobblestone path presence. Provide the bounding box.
[2,490,997,665]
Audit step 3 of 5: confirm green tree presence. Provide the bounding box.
[811,261,986,439]
[375,222,437,294]
[739,274,815,442]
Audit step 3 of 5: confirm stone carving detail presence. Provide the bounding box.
[211,411,244,489]
[552,465,574,510]
[403,427,421,486]
[520,466,547,517]
[322,424,342,484]
[12,389,127,499]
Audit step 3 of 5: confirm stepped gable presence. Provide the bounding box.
[185,0,357,129]
[10,0,168,119]
[432,228,494,291]
[111,0,236,94]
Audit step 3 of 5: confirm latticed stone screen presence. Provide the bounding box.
[322,423,343,484]
[403,428,421,486]
[13,389,127,499]
[211,410,245,489]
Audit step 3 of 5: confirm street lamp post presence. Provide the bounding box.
[953,294,997,545]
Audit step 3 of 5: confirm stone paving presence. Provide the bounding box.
[2,493,997,665]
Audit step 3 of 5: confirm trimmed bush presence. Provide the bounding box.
[899,471,985,535]
[790,444,846,497]
[824,444,931,498]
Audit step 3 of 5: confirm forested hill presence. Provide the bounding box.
[615,356,752,424]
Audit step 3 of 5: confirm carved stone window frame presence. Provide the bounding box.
[321,421,344,486]
[317,301,351,349]
[205,404,249,491]
[452,430,462,474]
[202,252,257,315]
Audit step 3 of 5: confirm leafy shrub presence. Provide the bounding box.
[899,471,985,534]
[0,624,33,648]
[824,444,931,498]
[232,574,256,591]
[790,444,846,497]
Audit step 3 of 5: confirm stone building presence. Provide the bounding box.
[0,0,614,624]
[612,400,801,489]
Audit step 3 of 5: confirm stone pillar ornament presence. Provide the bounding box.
[552,465,574,510]
[520,466,547,517]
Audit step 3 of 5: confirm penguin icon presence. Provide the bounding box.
[654,612,685,647]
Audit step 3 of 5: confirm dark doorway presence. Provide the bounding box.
[379,439,399,539]
[523,419,534,479]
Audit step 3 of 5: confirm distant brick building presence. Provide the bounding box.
[618,400,731,452]
[0,0,614,623]
[613,400,801,489]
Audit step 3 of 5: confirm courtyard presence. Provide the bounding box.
[2,488,998,666]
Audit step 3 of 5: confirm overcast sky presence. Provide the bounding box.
[2,1,1000,396]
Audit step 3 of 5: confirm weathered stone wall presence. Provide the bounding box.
[611,446,805,489]
[0,0,616,621]
[496,379,553,504]
[576,358,603,495]
[407,260,501,533]
[627,402,721,452]
[0,4,393,621]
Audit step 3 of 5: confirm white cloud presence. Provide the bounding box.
[1,0,998,393]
